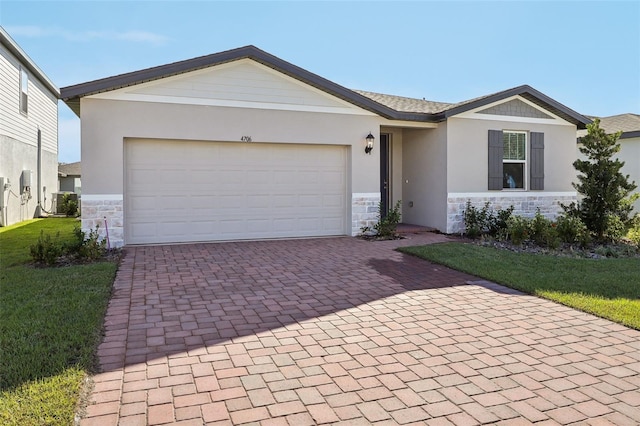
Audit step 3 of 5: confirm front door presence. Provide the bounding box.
[380,133,390,217]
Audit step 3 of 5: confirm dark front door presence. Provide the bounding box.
[380,133,390,217]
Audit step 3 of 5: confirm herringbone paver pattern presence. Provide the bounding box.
[80,234,640,425]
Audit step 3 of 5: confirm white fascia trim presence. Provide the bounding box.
[352,192,381,198]
[380,119,438,129]
[87,92,377,116]
[448,191,577,199]
[454,95,574,126]
[82,194,124,201]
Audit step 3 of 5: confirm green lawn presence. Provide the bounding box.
[399,242,640,330]
[0,218,118,425]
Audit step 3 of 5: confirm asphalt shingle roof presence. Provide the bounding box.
[60,45,590,129]
[58,162,81,176]
[595,113,640,136]
[578,113,640,139]
[353,90,453,114]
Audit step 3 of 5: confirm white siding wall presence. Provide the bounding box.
[0,40,58,226]
[0,43,57,155]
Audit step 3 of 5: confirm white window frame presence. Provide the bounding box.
[19,67,28,115]
[503,130,527,190]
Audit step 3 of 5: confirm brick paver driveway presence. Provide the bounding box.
[81,234,640,425]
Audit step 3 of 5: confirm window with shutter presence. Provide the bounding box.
[502,131,526,189]
[530,132,544,190]
[488,130,503,190]
[489,130,544,191]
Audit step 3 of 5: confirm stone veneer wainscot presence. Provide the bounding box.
[81,195,124,247]
[447,192,578,234]
[352,193,381,236]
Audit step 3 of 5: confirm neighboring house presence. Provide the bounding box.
[60,45,590,247]
[0,27,59,226]
[578,113,640,213]
[58,161,82,195]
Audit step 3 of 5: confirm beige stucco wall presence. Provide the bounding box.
[380,127,404,215]
[447,117,578,192]
[81,98,381,195]
[401,124,448,230]
[80,97,382,244]
[619,137,640,213]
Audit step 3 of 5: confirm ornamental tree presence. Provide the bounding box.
[565,118,638,241]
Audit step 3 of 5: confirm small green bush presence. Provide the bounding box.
[488,205,515,240]
[604,214,626,242]
[29,225,107,266]
[374,200,402,238]
[463,201,514,239]
[627,215,640,247]
[556,214,588,244]
[528,209,560,248]
[507,216,530,246]
[78,226,107,260]
[29,230,64,266]
[463,201,489,239]
[61,193,78,217]
[68,225,107,260]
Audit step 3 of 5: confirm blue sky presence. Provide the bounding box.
[2,1,639,163]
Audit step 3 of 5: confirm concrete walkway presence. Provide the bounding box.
[80,234,640,425]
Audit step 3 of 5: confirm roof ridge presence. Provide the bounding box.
[353,89,453,106]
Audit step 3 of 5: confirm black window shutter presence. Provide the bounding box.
[530,132,544,190]
[488,130,503,190]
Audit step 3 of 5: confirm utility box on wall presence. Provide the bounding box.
[21,170,32,193]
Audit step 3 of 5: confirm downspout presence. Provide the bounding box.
[35,127,45,217]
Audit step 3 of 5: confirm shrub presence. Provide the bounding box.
[603,214,626,242]
[529,209,559,248]
[68,225,107,260]
[568,119,637,241]
[463,201,488,239]
[556,214,588,245]
[61,193,78,217]
[488,205,515,240]
[507,215,530,245]
[30,230,64,266]
[374,200,402,238]
[463,201,514,239]
[627,215,640,247]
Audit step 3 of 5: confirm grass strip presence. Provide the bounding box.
[0,218,117,425]
[399,242,640,329]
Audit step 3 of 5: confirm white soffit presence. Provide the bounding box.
[86,59,377,116]
[456,95,573,126]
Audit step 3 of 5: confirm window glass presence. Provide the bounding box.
[20,68,28,114]
[503,131,526,189]
[503,132,525,160]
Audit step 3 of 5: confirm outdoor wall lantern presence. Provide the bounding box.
[365,132,375,154]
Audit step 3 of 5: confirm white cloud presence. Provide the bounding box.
[5,25,169,45]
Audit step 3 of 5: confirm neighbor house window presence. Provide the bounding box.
[19,68,28,115]
[503,131,526,189]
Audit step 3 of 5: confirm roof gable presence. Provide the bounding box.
[89,59,372,116]
[61,45,421,120]
[477,98,553,119]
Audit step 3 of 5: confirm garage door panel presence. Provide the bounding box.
[125,139,347,244]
